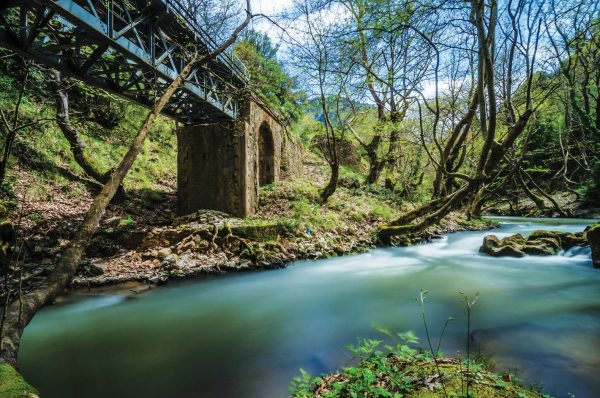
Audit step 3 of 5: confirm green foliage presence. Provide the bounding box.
[235,30,306,121]
[583,141,600,205]
[290,337,420,398]
[258,175,399,235]
[289,331,548,398]
[118,215,135,227]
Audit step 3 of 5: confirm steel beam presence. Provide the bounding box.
[0,0,247,123]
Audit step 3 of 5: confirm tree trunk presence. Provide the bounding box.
[365,141,385,185]
[517,174,546,210]
[50,71,110,184]
[0,129,17,185]
[0,3,252,365]
[0,60,191,364]
[320,161,339,203]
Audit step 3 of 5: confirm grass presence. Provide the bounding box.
[258,177,400,235]
[1,87,175,220]
[118,215,135,228]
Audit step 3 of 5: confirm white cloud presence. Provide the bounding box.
[251,0,292,15]
[249,0,293,41]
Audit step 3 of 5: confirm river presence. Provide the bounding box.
[17,217,600,397]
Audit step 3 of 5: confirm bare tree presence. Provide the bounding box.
[0,0,253,367]
[379,0,554,240]
[50,71,112,185]
[287,0,347,203]
[338,0,431,185]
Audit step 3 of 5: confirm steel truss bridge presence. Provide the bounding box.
[0,0,248,123]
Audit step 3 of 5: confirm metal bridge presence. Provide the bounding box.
[0,0,248,122]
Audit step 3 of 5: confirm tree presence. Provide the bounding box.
[337,0,430,185]
[234,30,305,122]
[287,0,350,203]
[545,1,599,203]
[50,70,112,185]
[379,0,552,239]
[0,0,253,367]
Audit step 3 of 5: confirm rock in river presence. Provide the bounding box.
[587,224,600,268]
[479,234,525,257]
[480,229,592,259]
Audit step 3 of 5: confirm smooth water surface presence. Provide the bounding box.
[18,217,600,397]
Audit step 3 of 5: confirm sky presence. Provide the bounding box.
[249,0,293,39]
[251,0,291,14]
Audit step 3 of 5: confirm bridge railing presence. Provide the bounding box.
[162,0,249,81]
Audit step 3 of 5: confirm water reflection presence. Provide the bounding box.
[18,217,600,397]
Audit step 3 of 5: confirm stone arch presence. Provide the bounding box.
[258,122,275,186]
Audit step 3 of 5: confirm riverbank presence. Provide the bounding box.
[17,217,598,398]
[68,178,498,287]
[72,209,497,288]
[1,159,500,295]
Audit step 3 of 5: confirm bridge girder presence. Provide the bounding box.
[0,0,248,123]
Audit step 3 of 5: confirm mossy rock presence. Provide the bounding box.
[524,235,560,256]
[560,231,588,250]
[502,233,526,247]
[528,230,587,250]
[408,360,542,398]
[222,223,287,241]
[493,244,526,257]
[587,223,600,268]
[522,243,556,256]
[0,364,38,398]
[481,229,592,259]
[480,234,525,257]
[479,235,500,254]
[527,230,562,241]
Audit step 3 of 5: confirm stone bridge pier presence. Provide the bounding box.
[177,100,284,217]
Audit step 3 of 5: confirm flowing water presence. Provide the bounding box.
[17,217,600,398]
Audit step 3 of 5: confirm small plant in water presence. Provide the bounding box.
[290,290,549,398]
[416,289,451,398]
[460,292,480,398]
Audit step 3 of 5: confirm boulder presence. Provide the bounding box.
[502,233,526,246]
[527,229,588,250]
[479,235,525,257]
[493,245,526,258]
[527,230,561,241]
[522,243,556,256]
[481,225,600,262]
[587,224,600,268]
[561,232,588,250]
[479,235,501,255]
[524,234,560,255]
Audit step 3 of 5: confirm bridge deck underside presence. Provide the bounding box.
[0,0,247,123]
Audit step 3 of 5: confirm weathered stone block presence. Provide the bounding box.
[177,100,283,217]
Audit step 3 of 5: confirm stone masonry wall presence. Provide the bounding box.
[177,99,284,217]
